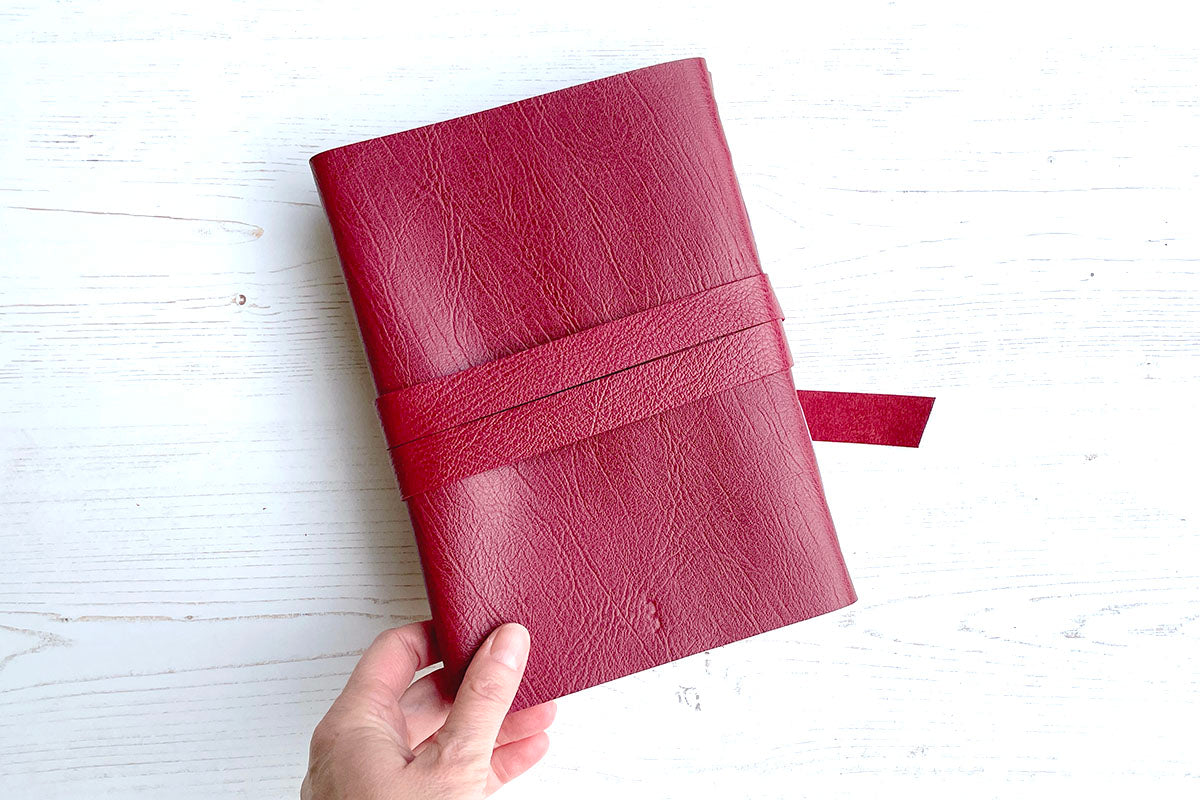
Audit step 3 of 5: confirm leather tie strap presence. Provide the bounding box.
[796,390,934,448]
[375,273,934,498]
[392,321,792,498]
[377,273,782,449]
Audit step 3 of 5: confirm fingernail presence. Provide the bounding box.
[489,623,529,670]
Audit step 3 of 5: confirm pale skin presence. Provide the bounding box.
[302,621,554,799]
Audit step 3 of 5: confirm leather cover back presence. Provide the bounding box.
[310,57,856,710]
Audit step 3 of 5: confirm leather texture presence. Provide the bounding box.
[311,57,858,710]
[797,391,935,448]
[393,316,793,498]
[376,272,782,449]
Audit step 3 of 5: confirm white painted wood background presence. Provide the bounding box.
[2,1,1197,797]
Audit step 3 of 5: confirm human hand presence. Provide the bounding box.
[301,620,554,799]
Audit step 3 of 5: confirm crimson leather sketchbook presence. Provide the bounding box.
[310,57,933,710]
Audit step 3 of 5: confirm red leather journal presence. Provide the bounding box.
[310,57,931,710]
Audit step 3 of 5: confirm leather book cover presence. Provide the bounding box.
[310,57,866,711]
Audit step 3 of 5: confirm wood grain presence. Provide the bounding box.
[2,1,1197,797]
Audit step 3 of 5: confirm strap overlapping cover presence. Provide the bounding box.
[379,273,787,496]
[378,271,931,497]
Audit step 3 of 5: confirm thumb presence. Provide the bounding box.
[427,623,531,769]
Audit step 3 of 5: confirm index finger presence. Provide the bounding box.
[345,620,441,698]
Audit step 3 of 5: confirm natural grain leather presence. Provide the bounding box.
[311,57,860,710]
[377,272,782,449]
[393,318,793,498]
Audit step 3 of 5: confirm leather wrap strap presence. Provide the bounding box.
[376,273,933,498]
[377,273,781,449]
[797,390,935,448]
[392,320,792,498]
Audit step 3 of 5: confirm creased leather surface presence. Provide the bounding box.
[393,319,793,498]
[310,57,856,710]
[377,272,781,448]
